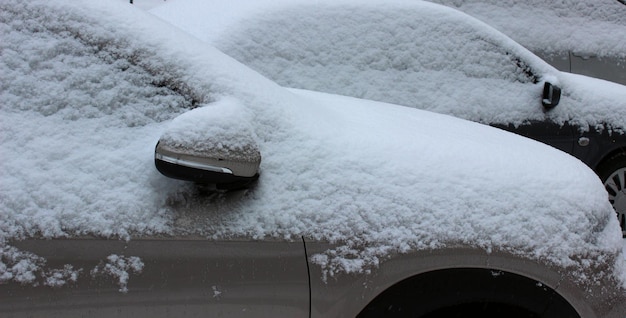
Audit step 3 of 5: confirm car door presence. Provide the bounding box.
[1,238,310,318]
[492,121,575,156]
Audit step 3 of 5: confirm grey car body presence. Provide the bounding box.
[3,236,625,318]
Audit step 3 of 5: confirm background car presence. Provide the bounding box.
[1,0,625,317]
[151,0,626,236]
[425,0,626,85]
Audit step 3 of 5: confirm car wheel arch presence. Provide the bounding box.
[593,147,626,174]
[355,267,580,318]
[594,148,626,237]
[305,246,598,318]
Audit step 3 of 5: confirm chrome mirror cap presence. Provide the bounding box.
[154,100,261,189]
[155,141,260,188]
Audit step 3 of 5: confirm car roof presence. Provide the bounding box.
[426,0,626,58]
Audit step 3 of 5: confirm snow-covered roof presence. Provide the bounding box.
[427,0,626,58]
[150,0,626,132]
[1,0,624,286]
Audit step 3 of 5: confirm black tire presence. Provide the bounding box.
[597,151,626,237]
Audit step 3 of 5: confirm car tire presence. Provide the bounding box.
[597,152,626,237]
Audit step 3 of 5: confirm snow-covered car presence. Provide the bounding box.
[1,1,625,317]
[150,0,626,236]
[425,0,626,85]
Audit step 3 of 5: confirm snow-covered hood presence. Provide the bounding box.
[162,87,625,278]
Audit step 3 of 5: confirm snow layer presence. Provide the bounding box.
[428,0,626,57]
[151,0,626,132]
[1,0,624,289]
[159,98,261,161]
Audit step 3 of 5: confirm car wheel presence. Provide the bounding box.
[597,152,626,237]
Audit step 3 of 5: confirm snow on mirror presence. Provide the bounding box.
[155,98,261,189]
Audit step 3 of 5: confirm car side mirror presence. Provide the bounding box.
[154,100,261,190]
[542,82,561,109]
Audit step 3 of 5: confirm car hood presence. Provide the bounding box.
[163,87,624,280]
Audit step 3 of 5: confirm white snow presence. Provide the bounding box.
[427,0,626,58]
[0,246,41,284]
[0,245,81,287]
[91,254,144,293]
[160,98,261,161]
[1,0,624,291]
[150,0,626,132]
[43,265,81,288]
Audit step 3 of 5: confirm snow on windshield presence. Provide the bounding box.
[1,0,624,287]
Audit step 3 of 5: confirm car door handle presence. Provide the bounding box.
[571,52,597,60]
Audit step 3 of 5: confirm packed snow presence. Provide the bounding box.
[150,0,626,133]
[1,0,625,292]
